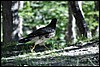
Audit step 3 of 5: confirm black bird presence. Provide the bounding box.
[18,18,57,52]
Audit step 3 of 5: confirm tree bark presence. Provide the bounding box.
[65,2,77,44]
[92,1,99,36]
[94,1,99,21]
[68,1,91,38]
[1,1,23,44]
[11,1,23,41]
[2,1,13,43]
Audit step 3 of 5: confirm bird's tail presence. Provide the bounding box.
[18,37,32,43]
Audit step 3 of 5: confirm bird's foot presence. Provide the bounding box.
[30,44,37,53]
[31,49,36,53]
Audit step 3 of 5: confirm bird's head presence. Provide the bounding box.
[47,18,57,29]
[51,18,57,23]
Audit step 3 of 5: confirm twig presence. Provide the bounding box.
[76,58,79,66]
[87,58,96,66]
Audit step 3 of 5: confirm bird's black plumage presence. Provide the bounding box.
[18,18,57,45]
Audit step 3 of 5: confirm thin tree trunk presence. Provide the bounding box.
[65,2,72,43]
[92,1,99,36]
[12,1,23,41]
[68,1,91,38]
[94,1,99,22]
[65,2,77,44]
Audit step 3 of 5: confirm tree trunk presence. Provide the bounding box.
[92,1,99,36]
[65,2,77,44]
[94,1,99,22]
[68,1,91,38]
[1,1,23,44]
[2,1,13,44]
[11,1,23,41]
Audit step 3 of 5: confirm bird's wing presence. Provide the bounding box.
[18,27,53,43]
[27,27,53,38]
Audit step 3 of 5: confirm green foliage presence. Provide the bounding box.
[82,1,99,31]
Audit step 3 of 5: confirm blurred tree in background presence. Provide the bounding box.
[1,1,99,49]
[82,1,99,36]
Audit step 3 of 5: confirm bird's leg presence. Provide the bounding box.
[44,45,49,50]
[42,43,49,49]
[40,42,49,50]
[31,44,37,52]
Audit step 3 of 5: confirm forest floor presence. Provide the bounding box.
[1,38,99,66]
